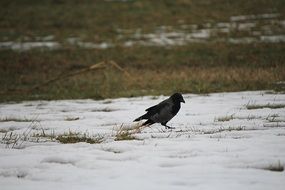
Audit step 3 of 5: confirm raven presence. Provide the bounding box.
[134,93,185,129]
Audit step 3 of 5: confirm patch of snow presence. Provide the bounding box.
[188,29,211,39]
[260,35,285,43]
[0,41,60,51]
[67,38,113,49]
[230,13,280,22]
[0,91,285,189]
[228,37,257,44]
[238,22,256,31]
[216,22,232,28]
[1,13,284,51]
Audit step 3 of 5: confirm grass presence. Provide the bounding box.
[0,117,37,122]
[115,131,137,141]
[259,161,284,172]
[56,131,104,144]
[215,114,262,122]
[1,0,284,40]
[0,120,104,147]
[215,114,235,122]
[91,108,116,112]
[115,132,136,141]
[31,129,56,139]
[0,118,40,148]
[56,136,102,144]
[266,114,280,122]
[114,124,142,141]
[1,43,284,102]
[246,103,285,110]
[204,126,246,134]
[64,116,80,121]
[0,0,285,102]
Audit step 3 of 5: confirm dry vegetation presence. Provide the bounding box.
[246,103,285,110]
[0,0,285,102]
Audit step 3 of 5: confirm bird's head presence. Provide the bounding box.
[171,93,185,103]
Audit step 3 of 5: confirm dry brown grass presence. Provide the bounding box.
[0,0,284,102]
[1,63,284,102]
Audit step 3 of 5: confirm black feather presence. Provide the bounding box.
[133,93,185,129]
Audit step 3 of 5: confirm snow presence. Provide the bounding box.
[0,42,60,51]
[66,38,112,49]
[230,13,280,22]
[0,91,285,190]
[260,35,285,43]
[1,13,285,51]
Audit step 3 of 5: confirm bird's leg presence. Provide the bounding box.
[161,123,175,129]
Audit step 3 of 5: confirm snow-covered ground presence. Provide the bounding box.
[0,91,284,190]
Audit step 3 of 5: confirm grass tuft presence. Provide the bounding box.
[115,131,136,141]
[266,114,281,122]
[64,116,80,121]
[114,124,142,141]
[0,117,37,122]
[246,103,285,110]
[204,126,246,134]
[0,118,41,148]
[56,131,104,144]
[260,161,284,172]
[215,114,235,122]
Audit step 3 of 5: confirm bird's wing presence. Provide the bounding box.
[145,99,170,114]
[148,99,175,123]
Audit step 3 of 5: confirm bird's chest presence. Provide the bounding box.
[171,103,181,115]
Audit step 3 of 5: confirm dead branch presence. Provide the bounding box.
[1,60,130,94]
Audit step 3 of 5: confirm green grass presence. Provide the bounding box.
[1,0,284,41]
[56,131,104,144]
[0,0,285,102]
[56,135,103,144]
[1,43,284,102]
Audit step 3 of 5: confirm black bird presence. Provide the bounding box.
[134,93,185,129]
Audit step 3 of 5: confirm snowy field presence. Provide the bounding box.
[1,13,285,51]
[0,91,285,190]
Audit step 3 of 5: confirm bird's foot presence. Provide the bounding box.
[165,126,175,130]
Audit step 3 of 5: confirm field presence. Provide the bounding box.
[0,0,285,102]
[0,1,285,189]
[0,91,285,189]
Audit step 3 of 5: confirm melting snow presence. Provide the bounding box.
[230,13,280,22]
[1,13,285,51]
[0,42,60,51]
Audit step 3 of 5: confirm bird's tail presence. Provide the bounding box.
[142,119,155,126]
[133,113,148,122]
[133,116,143,122]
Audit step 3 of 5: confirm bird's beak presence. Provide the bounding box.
[181,99,185,103]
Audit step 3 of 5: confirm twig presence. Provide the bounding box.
[31,61,107,91]
[1,60,130,94]
[108,60,131,78]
